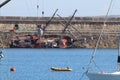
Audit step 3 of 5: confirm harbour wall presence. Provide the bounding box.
[0,16,120,48]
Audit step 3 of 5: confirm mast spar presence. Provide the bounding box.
[0,0,11,8]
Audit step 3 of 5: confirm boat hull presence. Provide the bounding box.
[86,72,120,80]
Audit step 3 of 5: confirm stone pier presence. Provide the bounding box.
[0,16,120,48]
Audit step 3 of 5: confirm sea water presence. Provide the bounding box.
[0,48,118,80]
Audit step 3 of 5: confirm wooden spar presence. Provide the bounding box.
[62,9,77,34]
[57,14,78,39]
[59,9,77,40]
[57,14,82,39]
[57,14,81,35]
[44,9,58,29]
[0,0,11,8]
[56,19,78,39]
[58,9,77,47]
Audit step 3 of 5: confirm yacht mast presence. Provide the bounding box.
[118,33,120,71]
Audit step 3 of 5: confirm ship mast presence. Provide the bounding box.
[0,0,11,8]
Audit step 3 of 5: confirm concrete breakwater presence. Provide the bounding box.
[0,16,120,48]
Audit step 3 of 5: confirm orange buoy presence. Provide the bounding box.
[10,67,16,72]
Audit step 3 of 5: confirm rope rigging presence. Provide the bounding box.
[86,0,114,73]
[79,0,114,80]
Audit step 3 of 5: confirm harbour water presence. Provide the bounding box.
[0,48,118,80]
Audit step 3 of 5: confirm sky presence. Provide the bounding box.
[0,0,120,17]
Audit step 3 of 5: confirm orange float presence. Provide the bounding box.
[10,67,16,72]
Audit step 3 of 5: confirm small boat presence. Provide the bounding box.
[51,67,72,71]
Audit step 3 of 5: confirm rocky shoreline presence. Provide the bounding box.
[0,32,118,49]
